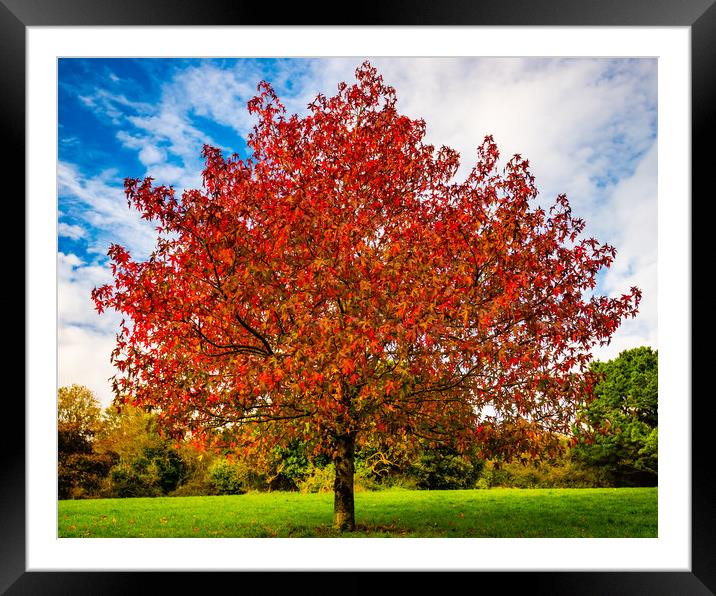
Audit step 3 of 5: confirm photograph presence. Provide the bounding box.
[56,56,659,539]
[9,2,707,590]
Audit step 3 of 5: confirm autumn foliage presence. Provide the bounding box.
[92,62,640,529]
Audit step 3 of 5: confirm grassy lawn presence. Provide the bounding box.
[58,487,657,538]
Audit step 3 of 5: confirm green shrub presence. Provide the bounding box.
[377,473,419,490]
[476,456,611,489]
[267,441,312,489]
[103,443,187,497]
[142,444,187,493]
[106,461,163,497]
[297,463,335,493]
[354,459,383,492]
[207,458,248,495]
[169,445,217,496]
[58,452,116,499]
[169,477,216,497]
[409,447,484,490]
[266,473,299,491]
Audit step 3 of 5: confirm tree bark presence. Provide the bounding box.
[333,433,356,531]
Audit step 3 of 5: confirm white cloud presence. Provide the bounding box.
[138,144,165,166]
[58,222,85,240]
[58,251,121,407]
[361,58,656,198]
[126,109,209,165]
[57,162,161,407]
[58,161,158,260]
[592,141,658,360]
[57,252,117,334]
[143,163,202,190]
[59,324,119,408]
[173,62,258,133]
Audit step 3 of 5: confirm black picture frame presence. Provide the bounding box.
[8,1,709,593]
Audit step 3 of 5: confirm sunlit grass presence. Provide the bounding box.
[58,487,657,538]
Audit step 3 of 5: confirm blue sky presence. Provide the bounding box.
[58,57,657,407]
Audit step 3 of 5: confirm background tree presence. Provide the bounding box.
[95,405,186,497]
[572,346,658,486]
[58,384,102,440]
[408,443,484,490]
[57,385,115,499]
[92,62,640,530]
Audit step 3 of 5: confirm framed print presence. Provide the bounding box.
[10,1,711,593]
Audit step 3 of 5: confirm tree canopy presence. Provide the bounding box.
[572,346,657,486]
[57,385,115,499]
[92,62,641,529]
[58,384,103,439]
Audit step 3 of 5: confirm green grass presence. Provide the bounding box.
[58,487,657,538]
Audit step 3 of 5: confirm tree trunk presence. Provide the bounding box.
[333,433,356,531]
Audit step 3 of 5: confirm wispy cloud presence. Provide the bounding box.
[77,89,153,126]
[58,324,120,409]
[58,252,121,405]
[58,222,86,240]
[591,141,657,361]
[58,161,158,260]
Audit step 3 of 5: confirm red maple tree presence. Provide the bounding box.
[92,62,640,530]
